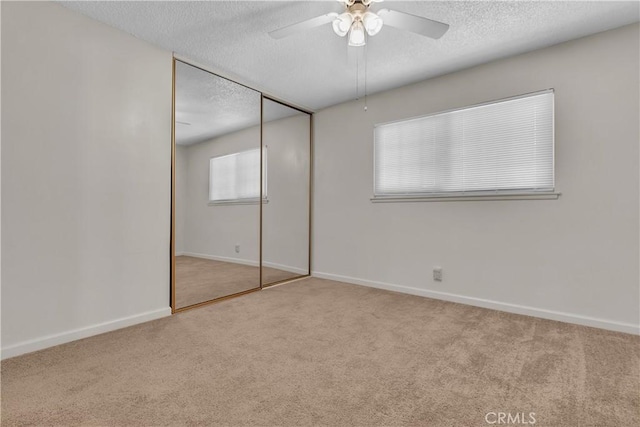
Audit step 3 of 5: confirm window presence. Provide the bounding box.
[373,90,555,200]
[209,147,267,203]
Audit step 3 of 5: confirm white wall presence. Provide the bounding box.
[262,113,310,274]
[183,126,261,265]
[312,23,640,334]
[175,145,188,255]
[1,1,173,358]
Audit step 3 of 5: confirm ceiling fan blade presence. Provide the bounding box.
[377,9,449,39]
[269,13,338,39]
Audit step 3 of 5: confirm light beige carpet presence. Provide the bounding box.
[2,278,638,426]
[175,256,301,308]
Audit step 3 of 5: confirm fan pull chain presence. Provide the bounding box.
[364,41,368,112]
[355,47,359,100]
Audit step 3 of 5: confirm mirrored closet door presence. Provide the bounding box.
[261,98,311,287]
[173,60,262,310]
[171,58,312,312]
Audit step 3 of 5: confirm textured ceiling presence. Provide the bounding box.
[175,61,304,145]
[175,60,260,145]
[61,0,639,113]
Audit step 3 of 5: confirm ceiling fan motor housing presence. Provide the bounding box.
[333,0,384,45]
[349,2,368,16]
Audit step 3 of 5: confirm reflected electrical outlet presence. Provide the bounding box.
[235,245,240,253]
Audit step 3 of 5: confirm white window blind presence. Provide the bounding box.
[374,90,554,197]
[209,148,266,202]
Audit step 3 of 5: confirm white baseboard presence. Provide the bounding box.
[179,253,306,275]
[181,252,259,267]
[1,307,172,360]
[263,261,308,276]
[311,271,639,335]
[175,251,185,256]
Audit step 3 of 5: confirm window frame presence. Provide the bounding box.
[372,89,560,202]
[208,146,268,206]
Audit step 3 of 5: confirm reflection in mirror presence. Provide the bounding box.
[261,98,311,286]
[174,60,261,309]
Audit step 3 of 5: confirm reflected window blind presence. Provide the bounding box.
[209,148,266,202]
[374,91,554,196]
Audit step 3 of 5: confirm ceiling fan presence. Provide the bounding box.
[269,0,449,47]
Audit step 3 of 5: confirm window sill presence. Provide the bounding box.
[371,192,561,203]
[208,199,269,206]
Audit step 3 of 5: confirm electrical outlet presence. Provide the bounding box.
[235,245,240,253]
[433,267,443,282]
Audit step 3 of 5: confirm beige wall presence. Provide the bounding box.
[312,24,640,333]
[1,1,173,358]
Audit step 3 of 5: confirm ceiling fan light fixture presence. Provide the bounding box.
[348,19,366,47]
[332,12,353,37]
[362,11,383,36]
